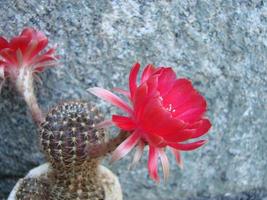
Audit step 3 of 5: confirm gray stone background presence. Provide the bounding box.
[0,0,267,199]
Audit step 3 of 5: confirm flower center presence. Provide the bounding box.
[165,103,176,113]
[159,96,176,114]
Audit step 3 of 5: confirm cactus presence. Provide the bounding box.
[15,100,127,200]
[48,159,105,200]
[37,101,106,200]
[16,178,50,200]
[39,101,106,199]
[40,101,105,170]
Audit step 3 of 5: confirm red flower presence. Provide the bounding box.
[0,27,57,80]
[89,63,211,182]
[0,28,57,123]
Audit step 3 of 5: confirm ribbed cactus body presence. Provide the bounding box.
[40,101,105,169]
[38,101,106,200]
[49,159,104,200]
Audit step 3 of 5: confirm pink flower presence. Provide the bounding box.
[89,63,211,182]
[0,27,57,80]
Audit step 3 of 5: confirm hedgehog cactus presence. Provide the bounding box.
[39,101,106,200]
[40,101,105,170]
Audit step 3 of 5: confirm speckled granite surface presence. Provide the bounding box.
[0,0,267,199]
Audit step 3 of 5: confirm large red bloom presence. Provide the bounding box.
[0,27,57,79]
[89,63,211,182]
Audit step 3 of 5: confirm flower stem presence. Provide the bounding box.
[87,130,130,159]
[15,67,44,124]
[0,67,4,93]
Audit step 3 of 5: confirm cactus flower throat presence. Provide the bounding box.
[89,63,211,182]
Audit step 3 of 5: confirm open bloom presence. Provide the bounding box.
[0,28,57,123]
[89,63,211,182]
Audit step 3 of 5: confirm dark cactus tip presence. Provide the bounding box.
[39,101,106,169]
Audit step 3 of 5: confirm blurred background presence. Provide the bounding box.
[0,0,267,199]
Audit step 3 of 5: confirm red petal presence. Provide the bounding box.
[9,36,31,54]
[133,82,148,119]
[0,49,17,65]
[145,74,159,96]
[31,48,57,64]
[163,79,194,106]
[95,119,114,129]
[0,37,8,49]
[16,49,24,66]
[129,62,140,98]
[32,59,57,73]
[177,107,206,123]
[35,30,47,41]
[162,129,196,143]
[141,64,156,83]
[21,28,47,42]
[34,63,57,73]
[144,132,164,147]
[22,40,37,60]
[26,38,48,60]
[158,149,170,181]
[32,38,48,56]
[162,79,207,122]
[140,99,166,131]
[113,87,131,99]
[88,87,133,115]
[41,48,56,56]
[171,148,183,169]
[169,140,207,151]
[141,99,185,135]
[189,119,211,139]
[157,67,176,96]
[129,140,145,169]
[111,130,140,163]
[0,60,6,66]
[175,91,206,112]
[112,115,136,131]
[33,55,56,66]
[20,27,35,37]
[148,146,159,182]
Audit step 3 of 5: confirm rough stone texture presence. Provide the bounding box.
[0,0,267,199]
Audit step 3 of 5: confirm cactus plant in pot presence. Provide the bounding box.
[9,101,124,200]
[1,28,212,200]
